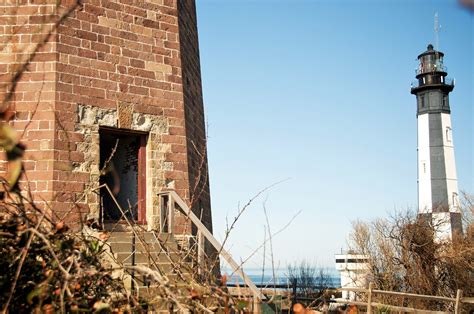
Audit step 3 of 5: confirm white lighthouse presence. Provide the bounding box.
[411,44,462,239]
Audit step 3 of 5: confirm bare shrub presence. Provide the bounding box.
[0,198,139,313]
[287,260,333,306]
[349,202,474,311]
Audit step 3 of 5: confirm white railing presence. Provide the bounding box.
[157,190,265,300]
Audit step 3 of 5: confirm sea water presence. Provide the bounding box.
[221,268,341,288]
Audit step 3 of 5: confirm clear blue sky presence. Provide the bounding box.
[195,0,473,269]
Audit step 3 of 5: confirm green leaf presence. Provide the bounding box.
[89,239,100,253]
[236,300,249,311]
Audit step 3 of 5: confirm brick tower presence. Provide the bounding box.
[0,0,212,235]
[411,44,462,239]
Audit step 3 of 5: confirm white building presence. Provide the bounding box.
[335,253,369,301]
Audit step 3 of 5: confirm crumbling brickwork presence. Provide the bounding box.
[0,0,212,233]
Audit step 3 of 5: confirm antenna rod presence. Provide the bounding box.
[434,12,439,50]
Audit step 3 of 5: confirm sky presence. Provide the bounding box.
[195,0,473,270]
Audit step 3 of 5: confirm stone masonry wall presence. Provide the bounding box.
[0,0,212,234]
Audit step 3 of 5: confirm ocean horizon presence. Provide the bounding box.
[221,268,341,288]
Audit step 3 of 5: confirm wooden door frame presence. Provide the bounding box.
[137,135,147,224]
[99,127,148,225]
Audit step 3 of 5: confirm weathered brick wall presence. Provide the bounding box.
[0,0,212,234]
[53,0,193,226]
[0,3,59,209]
[177,0,212,232]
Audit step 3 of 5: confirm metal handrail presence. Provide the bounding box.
[157,190,265,300]
[410,77,454,89]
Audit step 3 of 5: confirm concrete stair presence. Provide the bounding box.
[106,231,193,298]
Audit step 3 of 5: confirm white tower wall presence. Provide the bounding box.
[417,114,432,213]
[440,113,459,211]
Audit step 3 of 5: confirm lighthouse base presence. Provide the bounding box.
[418,212,463,240]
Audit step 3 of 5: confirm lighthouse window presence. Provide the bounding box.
[446,127,452,142]
[442,96,447,107]
[421,95,425,107]
[452,192,458,207]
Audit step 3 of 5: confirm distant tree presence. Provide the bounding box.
[288,260,315,296]
[287,260,333,302]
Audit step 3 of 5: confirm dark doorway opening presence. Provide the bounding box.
[99,128,147,224]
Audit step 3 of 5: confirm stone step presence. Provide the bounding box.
[107,232,176,243]
[123,264,195,282]
[123,262,175,272]
[124,260,193,272]
[107,235,179,253]
[126,268,193,288]
[115,252,180,264]
[104,230,198,302]
[121,262,194,278]
[135,284,191,299]
[108,241,178,253]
